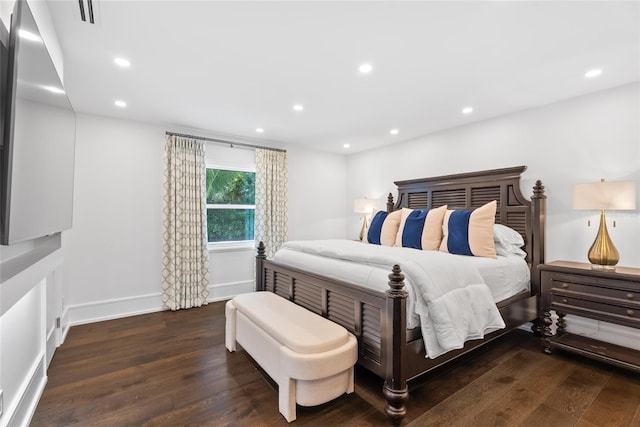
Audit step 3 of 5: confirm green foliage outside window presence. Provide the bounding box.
[206,169,255,243]
[206,169,255,205]
[207,209,255,242]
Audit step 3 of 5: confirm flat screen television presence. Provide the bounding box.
[1,0,76,245]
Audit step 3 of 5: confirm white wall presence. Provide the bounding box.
[63,114,164,323]
[347,83,640,267]
[64,113,347,324]
[287,145,348,241]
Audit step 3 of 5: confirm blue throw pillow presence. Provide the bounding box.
[367,211,388,245]
[402,209,428,249]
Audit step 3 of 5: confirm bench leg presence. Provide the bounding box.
[225,300,237,352]
[347,366,354,394]
[279,377,297,422]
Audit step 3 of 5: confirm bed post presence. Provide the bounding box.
[530,180,546,335]
[383,265,408,426]
[387,193,395,213]
[256,241,266,291]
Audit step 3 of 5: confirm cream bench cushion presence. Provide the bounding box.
[231,291,350,354]
[225,292,357,422]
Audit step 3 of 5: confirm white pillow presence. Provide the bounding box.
[493,224,526,258]
[493,224,524,246]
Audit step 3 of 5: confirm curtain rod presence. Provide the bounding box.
[165,131,286,153]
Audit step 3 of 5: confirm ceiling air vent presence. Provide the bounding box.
[78,0,95,24]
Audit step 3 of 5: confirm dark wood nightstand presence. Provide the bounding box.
[539,261,640,372]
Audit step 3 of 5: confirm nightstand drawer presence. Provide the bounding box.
[550,294,640,327]
[549,287,640,309]
[548,273,640,298]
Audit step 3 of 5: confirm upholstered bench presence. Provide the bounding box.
[225,291,358,422]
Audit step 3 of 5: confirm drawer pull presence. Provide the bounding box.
[561,283,569,289]
[627,293,635,300]
[562,298,568,304]
[627,309,635,317]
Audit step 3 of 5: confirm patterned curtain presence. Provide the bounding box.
[255,148,288,259]
[162,135,210,310]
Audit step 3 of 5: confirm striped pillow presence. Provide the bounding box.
[439,200,497,258]
[366,210,402,246]
[395,205,448,250]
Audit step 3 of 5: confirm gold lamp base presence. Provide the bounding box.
[588,210,619,271]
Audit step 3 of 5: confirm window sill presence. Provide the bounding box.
[207,241,256,253]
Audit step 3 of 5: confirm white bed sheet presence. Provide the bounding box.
[462,254,530,302]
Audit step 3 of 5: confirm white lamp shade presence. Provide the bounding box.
[354,198,376,213]
[573,180,636,211]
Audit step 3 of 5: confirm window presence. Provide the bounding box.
[206,167,255,244]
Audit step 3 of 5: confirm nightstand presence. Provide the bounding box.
[540,261,640,372]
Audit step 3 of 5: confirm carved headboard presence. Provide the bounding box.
[386,166,546,295]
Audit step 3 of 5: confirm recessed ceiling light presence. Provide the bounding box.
[390,129,399,135]
[584,69,602,78]
[256,128,264,133]
[114,100,127,108]
[114,57,131,68]
[343,143,351,148]
[462,107,474,114]
[293,104,304,112]
[359,63,373,74]
[18,29,42,43]
[42,85,65,94]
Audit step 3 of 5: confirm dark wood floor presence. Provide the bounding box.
[33,302,640,426]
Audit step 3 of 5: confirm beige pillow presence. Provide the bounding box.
[380,210,402,246]
[439,200,497,258]
[421,204,448,250]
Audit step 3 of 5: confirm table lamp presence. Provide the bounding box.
[354,198,376,241]
[573,179,636,270]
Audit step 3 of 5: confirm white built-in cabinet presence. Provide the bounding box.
[0,235,65,427]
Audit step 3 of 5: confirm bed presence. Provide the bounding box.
[255,166,546,425]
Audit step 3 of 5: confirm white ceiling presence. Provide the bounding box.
[46,1,639,153]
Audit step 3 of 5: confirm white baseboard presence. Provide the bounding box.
[45,325,57,368]
[208,280,254,302]
[60,305,70,344]
[2,353,47,427]
[66,280,255,326]
[565,314,640,351]
[67,292,164,326]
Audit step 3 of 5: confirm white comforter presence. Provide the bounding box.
[274,240,505,358]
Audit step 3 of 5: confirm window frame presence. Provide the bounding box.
[205,164,256,252]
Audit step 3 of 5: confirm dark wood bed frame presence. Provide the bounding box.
[255,166,546,425]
